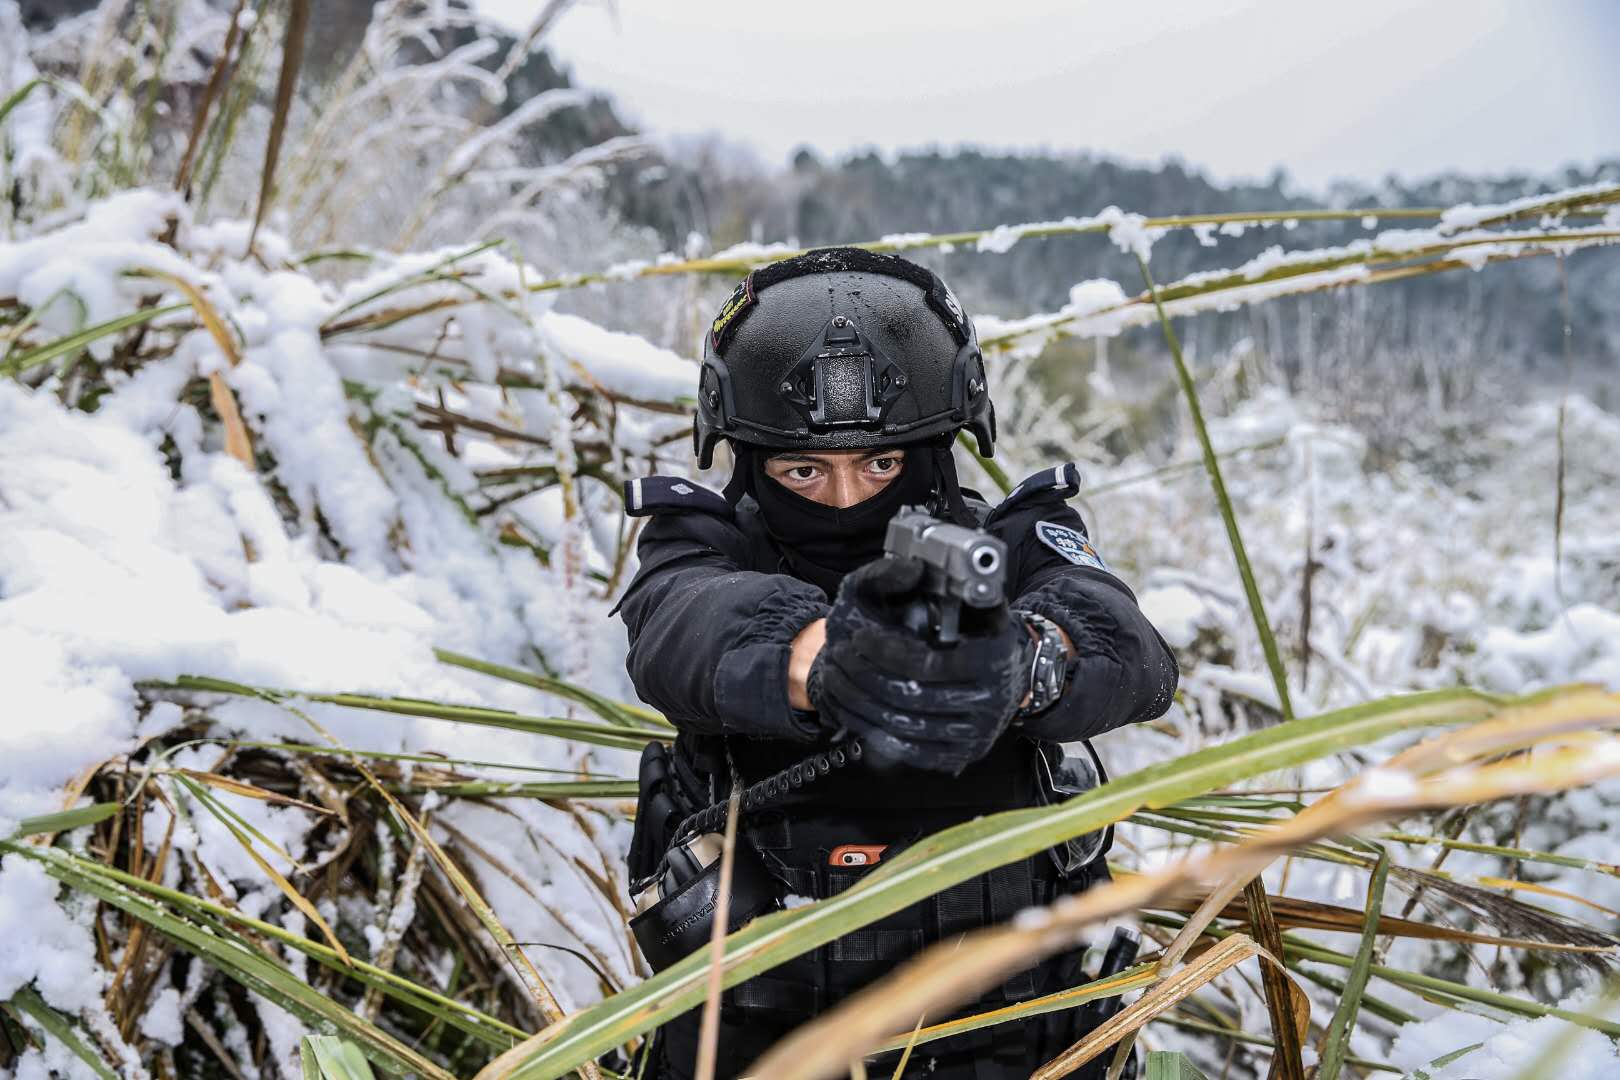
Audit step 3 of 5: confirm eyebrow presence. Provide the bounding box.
[768,450,898,466]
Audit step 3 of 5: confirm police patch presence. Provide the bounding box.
[1035,521,1109,571]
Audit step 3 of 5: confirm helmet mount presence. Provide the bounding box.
[779,315,909,430]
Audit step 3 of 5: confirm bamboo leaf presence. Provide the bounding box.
[867,964,1158,1055]
[400,779,638,799]
[321,240,504,327]
[250,0,310,249]
[1284,935,1620,1035]
[1318,848,1389,1080]
[695,785,742,1080]
[1150,888,1607,954]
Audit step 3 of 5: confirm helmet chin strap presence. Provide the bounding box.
[928,439,976,526]
[721,443,753,506]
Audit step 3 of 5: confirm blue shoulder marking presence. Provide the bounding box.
[624,475,732,518]
[1034,520,1109,571]
[995,462,1082,514]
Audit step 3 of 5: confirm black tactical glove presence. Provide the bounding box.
[809,556,1035,773]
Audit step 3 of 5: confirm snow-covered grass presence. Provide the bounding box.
[3,3,1620,1078]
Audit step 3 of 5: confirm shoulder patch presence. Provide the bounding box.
[1035,520,1109,571]
[624,475,732,519]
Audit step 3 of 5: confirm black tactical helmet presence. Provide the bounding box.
[694,247,996,468]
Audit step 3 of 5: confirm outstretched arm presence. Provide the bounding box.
[617,512,830,740]
[1005,506,1179,742]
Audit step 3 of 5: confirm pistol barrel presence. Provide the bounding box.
[884,507,1007,609]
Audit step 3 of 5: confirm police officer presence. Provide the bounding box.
[615,247,1178,1079]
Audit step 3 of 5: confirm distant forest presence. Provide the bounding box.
[26,0,1612,409]
[426,0,1617,406]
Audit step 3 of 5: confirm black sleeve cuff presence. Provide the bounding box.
[1011,571,1178,742]
[713,585,830,741]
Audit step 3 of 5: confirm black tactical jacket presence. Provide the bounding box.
[615,463,1179,818]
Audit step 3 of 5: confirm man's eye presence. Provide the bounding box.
[789,466,817,481]
[869,457,898,474]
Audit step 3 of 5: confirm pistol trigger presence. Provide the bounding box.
[937,599,961,645]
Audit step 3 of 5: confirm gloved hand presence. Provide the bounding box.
[809,556,1035,773]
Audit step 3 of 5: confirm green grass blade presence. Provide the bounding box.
[1288,961,1416,1026]
[322,240,504,325]
[12,802,120,837]
[18,849,456,1078]
[1398,1042,1484,1080]
[401,779,638,799]
[1154,1016,1400,1074]
[1145,1050,1211,1080]
[1318,848,1389,1080]
[1137,254,1295,720]
[0,77,46,132]
[1285,936,1620,1035]
[216,738,629,778]
[6,987,118,1080]
[955,430,1013,496]
[302,1035,379,1080]
[4,841,522,1054]
[143,674,661,752]
[435,648,673,730]
[867,963,1157,1054]
[476,686,1514,1079]
[0,303,189,377]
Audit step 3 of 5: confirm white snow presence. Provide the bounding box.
[1389,1000,1620,1079]
[0,856,105,1013]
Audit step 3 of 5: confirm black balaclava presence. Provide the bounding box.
[726,441,970,597]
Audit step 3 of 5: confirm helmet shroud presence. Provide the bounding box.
[695,247,996,468]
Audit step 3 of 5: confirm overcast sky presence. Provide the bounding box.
[474,0,1620,190]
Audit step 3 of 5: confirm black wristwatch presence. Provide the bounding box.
[1018,612,1073,716]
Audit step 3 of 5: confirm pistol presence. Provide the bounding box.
[883,507,1008,645]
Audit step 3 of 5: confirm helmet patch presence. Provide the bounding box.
[708,273,756,353]
[1035,521,1109,571]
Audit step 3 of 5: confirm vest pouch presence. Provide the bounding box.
[1033,740,1108,880]
[630,831,782,972]
[628,741,691,895]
